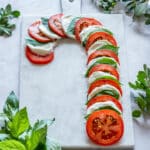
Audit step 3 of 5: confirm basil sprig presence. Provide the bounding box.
[0,4,20,36]
[0,92,61,150]
[93,0,150,25]
[129,64,150,117]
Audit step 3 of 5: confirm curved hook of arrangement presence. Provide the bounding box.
[25,14,124,146]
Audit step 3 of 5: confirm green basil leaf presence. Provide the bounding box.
[132,110,141,118]
[33,119,55,131]
[8,107,30,138]
[26,125,47,150]
[0,139,26,150]
[134,2,147,17]
[136,96,146,111]
[3,91,19,120]
[5,4,12,14]
[11,11,20,18]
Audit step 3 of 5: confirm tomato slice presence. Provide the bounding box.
[26,46,54,65]
[86,109,124,146]
[88,64,119,80]
[48,14,67,38]
[87,95,123,112]
[75,18,102,42]
[85,32,117,51]
[28,20,53,43]
[88,79,122,96]
[87,50,120,65]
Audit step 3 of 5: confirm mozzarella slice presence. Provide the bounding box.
[87,56,120,71]
[80,25,103,44]
[88,84,121,101]
[61,15,75,39]
[86,101,122,116]
[88,71,117,84]
[39,24,61,39]
[88,40,111,56]
[27,42,56,56]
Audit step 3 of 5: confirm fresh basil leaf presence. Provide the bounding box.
[26,125,47,150]
[41,17,48,26]
[132,110,141,118]
[33,119,55,131]
[7,107,30,138]
[134,2,147,17]
[85,57,118,77]
[11,10,20,18]
[5,4,12,14]
[0,4,20,36]
[0,139,26,150]
[97,44,119,55]
[136,96,146,111]
[26,38,44,46]
[3,91,19,120]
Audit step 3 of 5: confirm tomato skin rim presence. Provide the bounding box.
[85,32,117,51]
[75,17,102,42]
[48,13,67,38]
[87,95,123,112]
[28,20,53,43]
[88,79,122,96]
[86,109,124,146]
[26,46,54,65]
[88,64,120,80]
[87,49,120,65]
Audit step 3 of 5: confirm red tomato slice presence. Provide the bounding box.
[48,14,66,38]
[87,95,123,112]
[75,18,102,42]
[85,32,117,51]
[87,50,120,65]
[28,20,53,43]
[26,46,54,65]
[86,109,124,146]
[88,64,119,80]
[88,79,122,96]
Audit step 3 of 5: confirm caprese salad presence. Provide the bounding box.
[25,14,124,146]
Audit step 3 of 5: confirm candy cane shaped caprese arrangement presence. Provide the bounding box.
[25,14,124,146]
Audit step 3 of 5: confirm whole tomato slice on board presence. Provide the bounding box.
[87,50,120,65]
[85,32,117,51]
[86,109,124,146]
[87,95,123,112]
[75,18,102,42]
[48,14,67,38]
[88,79,122,96]
[88,64,120,80]
[26,46,54,65]
[28,20,53,43]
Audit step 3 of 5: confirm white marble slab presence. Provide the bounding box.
[19,14,134,149]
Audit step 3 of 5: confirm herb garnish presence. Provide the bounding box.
[0,91,61,150]
[129,64,150,117]
[0,4,20,36]
[93,0,150,25]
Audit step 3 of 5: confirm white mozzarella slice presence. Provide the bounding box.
[88,84,121,101]
[27,42,56,56]
[39,24,61,39]
[88,71,117,84]
[86,101,122,116]
[80,25,103,44]
[88,40,111,56]
[61,15,75,39]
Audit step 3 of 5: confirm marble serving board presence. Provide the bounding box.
[19,14,134,149]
